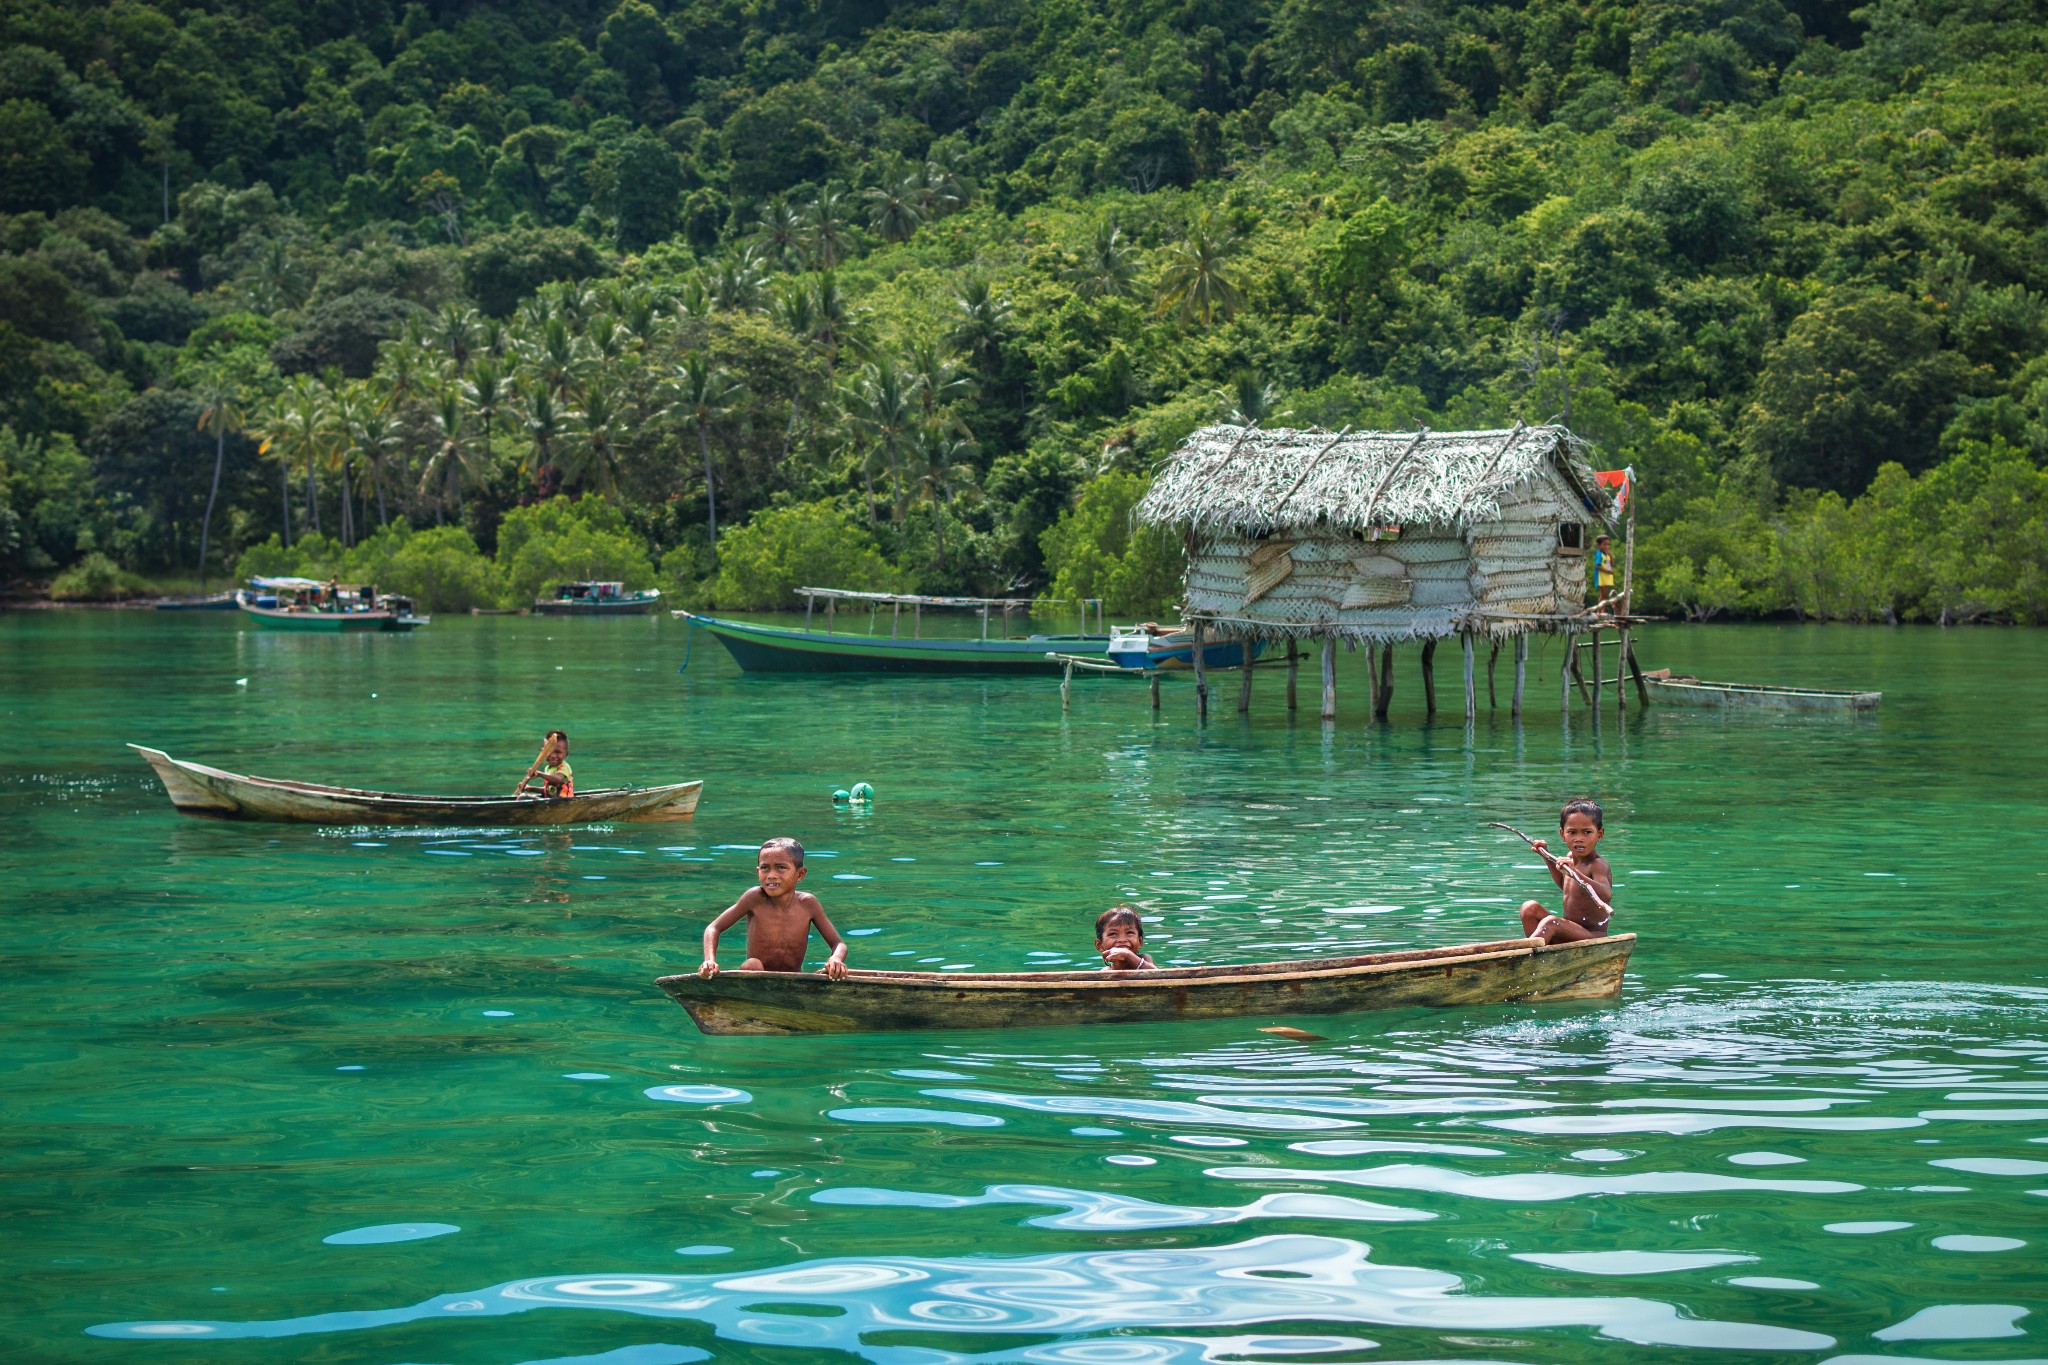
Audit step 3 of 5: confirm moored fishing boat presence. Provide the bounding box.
[152,592,240,611]
[237,577,428,632]
[130,745,701,825]
[657,933,1634,1034]
[679,588,1112,674]
[534,581,662,615]
[1107,624,1265,670]
[1645,671,1879,712]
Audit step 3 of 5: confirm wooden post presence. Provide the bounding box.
[826,598,835,633]
[1568,641,1592,705]
[1150,671,1161,710]
[1462,632,1477,718]
[913,603,921,639]
[1366,643,1380,716]
[1420,639,1437,715]
[1561,634,1572,712]
[1591,630,1603,711]
[1618,485,1637,714]
[805,597,815,632]
[1320,636,1336,720]
[1237,647,1254,713]
[1192,619,1209,721]
[1285,635,1298,711]
[1512,634,1527,717]
[891,601,900,638]
[980,605,989,641]
[1375,643,1394,718]
[1061,658,1073,712]
[1627,637,1650,707]
[1487,639,1500,710]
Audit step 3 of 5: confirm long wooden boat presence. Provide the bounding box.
[534,581,662,615]
[657,934,1634,1034]
[681,611,1112,675]
[152,592,239,611]
[238,577,428,632]
[1646,672,1879,712]
[131,745,701,825]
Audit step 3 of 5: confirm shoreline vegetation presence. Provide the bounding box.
[2,0,2044,626]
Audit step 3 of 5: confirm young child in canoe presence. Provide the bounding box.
[698,837,849,979]
[1096,906,1157,971]
[515,730,573,798]
[1519,798,1614,943]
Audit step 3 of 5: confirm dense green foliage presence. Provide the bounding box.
[4,0,2046,621]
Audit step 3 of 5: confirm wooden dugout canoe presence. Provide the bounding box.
[1646,673,1880,712]
[657,933,1634,1035]
[130,745,702,826]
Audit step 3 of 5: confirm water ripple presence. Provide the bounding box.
[89,1233,1835,1352]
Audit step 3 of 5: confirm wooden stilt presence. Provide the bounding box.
[1285,636,1298,711]
[891,601,900,638]
[1192,620,1209,721]
[913,603,921,638]
[1320,636,1336,720]
[1561,636,1572,712]
[1061,658,1073,712]
[1376,643,1394,718]
[1591,630,1603,711]
[1420,639,1437,715]
[805,598,815,632]
[1366,645,1380,717]
[1487,639,1500,710]
[1627,637,1650,707]
[1512,634,1527,717]
[1237,649,1254,713]
[1462,632,1477,718]
[1150,671,1161,710]
[1568,641,1592,705]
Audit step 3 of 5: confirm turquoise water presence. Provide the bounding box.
[5,610,2046,1363]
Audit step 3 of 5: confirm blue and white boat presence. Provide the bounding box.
[1107,625,1264,671]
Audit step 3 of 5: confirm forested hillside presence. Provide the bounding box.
[3,0,2045,621]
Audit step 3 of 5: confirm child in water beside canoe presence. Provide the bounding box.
[1097,906,1157,970]
[1519,799,1614,943]
[698,837,850,979]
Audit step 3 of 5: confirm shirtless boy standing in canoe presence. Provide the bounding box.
[698,837,849,979]
[1518,799,1614,944]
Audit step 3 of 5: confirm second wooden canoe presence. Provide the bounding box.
[657,934,1634,1034]
[1646,673,1880,712]
[131,745,702,826]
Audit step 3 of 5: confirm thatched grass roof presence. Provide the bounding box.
[1136,424,1610,534]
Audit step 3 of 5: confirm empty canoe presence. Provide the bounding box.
[657,934,1634,1034]
[130,745,701,826]
[1646,674,1880,712]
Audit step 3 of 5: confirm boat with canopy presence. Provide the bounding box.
[131,745,701,825]
[679,588,1112,674]
[237,577,428,632]
[658,934,1634,1034]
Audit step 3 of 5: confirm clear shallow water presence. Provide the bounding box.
[5,611,2046,1364]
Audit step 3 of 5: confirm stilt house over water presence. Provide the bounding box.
[1135,422,1616,646]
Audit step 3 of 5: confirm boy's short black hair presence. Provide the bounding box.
[1095,905,1144,940]
[760,836,804,867]
[1560,798,1604,830]
[547,729,568,743]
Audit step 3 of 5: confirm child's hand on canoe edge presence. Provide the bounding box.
[817,959,848,981]
[697,958,719,979]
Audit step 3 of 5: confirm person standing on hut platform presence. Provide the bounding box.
[1589,534,1617,604]
[1519,799,1613,943]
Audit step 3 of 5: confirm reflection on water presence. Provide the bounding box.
[6,614,2047,1361]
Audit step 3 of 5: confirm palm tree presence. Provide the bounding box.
[948,275,1013,374]
[808,273,860,357]
[863,169,924,244]
[516,377,565,495]
[519,315,587,399]
[337,385,401,529]
[431,302,482,369]
[910,423,980,565]
[266,373,331,537]
[560,379,625,497]
[915,158,972,220]
[190,362,253,587]
[803,185,854,269]
[1155,210,1243,327]
[748,197,805,270]
[418,388,482,522]
[1066,220,1140,300]
[843,356,919,522]
[905,338,976,432]
[1217,370,1288,426]
[709,247,768,313]
[661,353,747,546]
[461,357,507,473]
